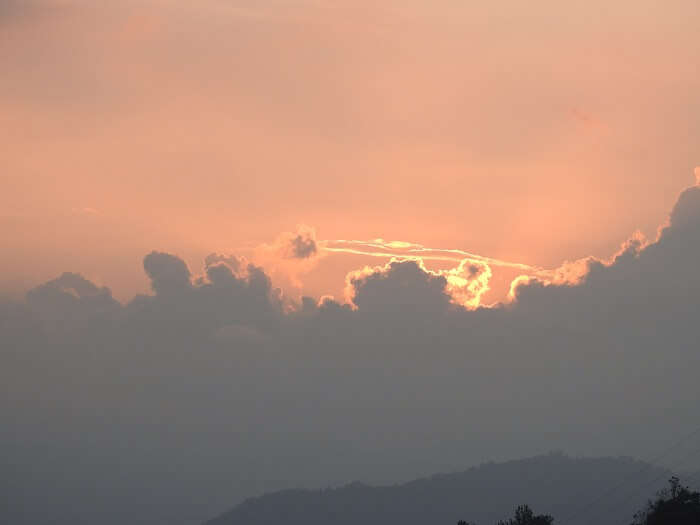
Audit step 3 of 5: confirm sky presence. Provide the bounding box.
[1,2,700,525]
[2,0,699,303]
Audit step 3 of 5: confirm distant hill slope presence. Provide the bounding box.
[203,454,676,525]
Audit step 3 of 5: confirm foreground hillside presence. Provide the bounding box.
[203,454,674,525]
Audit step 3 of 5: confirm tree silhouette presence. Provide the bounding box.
[458,504,553,525]
[631,477,700,525]
[496,505,554,525]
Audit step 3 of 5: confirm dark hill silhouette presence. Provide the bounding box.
[632,477,700,525]
[202,454,676,525]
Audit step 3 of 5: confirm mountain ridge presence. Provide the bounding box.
[202,453,686,525]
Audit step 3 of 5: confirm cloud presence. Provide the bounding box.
[345,257,491,311]
[3,181,700,525]
[321,238,543,273]
[264,225,319,260]
[213,323,271,345]
[287,227,318,259]
[25,271,120,325]
[503,184,700,358]
[131,250,284,334]
[346,259,453,314]
[440,259,492,308]
[143,251,192,295]
[204,253,244,274]
[252,225,322,296]
[665,181,700,238]
[321,237,552,304]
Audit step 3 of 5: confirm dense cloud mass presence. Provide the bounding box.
[346,258,492,311]
[2,182,700,525]
[347,259,453,315]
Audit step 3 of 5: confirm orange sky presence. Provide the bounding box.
[2,0,699,302]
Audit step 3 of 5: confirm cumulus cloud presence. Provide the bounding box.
[346,259,453,314]
[252,225,322,296]
[3,181,700,525]
[263,225,319,260]
[288,228,318,259]
[439,259,492,308]
[143,251,192,295]
[25,271,120,325]
[510,182,700,306]
[204,253,244,273]
[345,257,491,311]
[132,250,284,334]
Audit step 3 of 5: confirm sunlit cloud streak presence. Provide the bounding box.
[320,238,554,276]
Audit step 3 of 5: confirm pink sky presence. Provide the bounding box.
[2,0,699,302]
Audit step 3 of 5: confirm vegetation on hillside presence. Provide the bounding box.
[457,478,700,525]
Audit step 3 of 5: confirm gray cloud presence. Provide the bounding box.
[2,183,700,525]
[25,271,121,328]
[204,253,243,274]
[143,251,192,295]
[347,259,452,315]
[289,231,317,259]
[263,225,319,260]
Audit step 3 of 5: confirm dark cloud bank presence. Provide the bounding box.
[2,183,700,525]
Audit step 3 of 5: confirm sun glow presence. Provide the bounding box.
[321,239,547,272]
[322,238,562,308]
